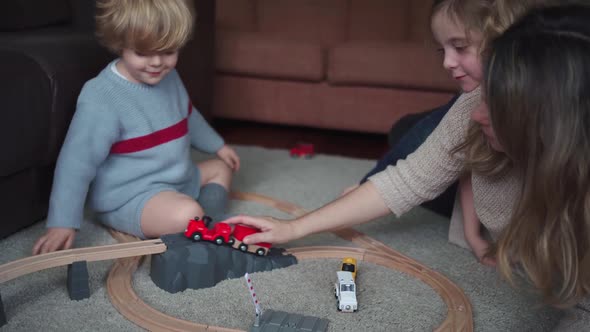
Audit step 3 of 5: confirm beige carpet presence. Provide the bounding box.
[0,145,565,331]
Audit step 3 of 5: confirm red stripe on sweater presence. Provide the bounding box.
[110,101,193,154]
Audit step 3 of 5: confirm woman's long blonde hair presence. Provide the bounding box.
[484,4,590,307]
[95,0,195,54]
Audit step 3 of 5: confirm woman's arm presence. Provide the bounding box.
[224,181,390,244]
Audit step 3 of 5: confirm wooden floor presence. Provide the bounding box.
[213,119,390,160]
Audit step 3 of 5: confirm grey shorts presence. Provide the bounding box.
[97,166,201,239]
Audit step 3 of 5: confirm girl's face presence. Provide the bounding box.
[470,102,504,152]
[431,11,483,93]
[117,48,179,85]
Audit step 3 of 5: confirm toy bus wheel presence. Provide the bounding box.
[214,237,224,245]
[192,233,202,241]
[255,248,266,256]
[239,244,248,252]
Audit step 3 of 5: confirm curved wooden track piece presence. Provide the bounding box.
[288,246,472,332]
[104,191,473,331]
[0,239,165,283]
[107,230,243,332]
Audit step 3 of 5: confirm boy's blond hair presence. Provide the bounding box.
[96,0,195,54]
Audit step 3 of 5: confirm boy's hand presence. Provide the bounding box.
[217,145,240,171]
[32,228,76,255]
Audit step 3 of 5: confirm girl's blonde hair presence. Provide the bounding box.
[431,0,493,44]
[96,0,195,54]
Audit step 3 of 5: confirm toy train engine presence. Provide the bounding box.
[335,271,358,313]
[340,257,357,280]
[231,224,272,256]
[184,216,234,246]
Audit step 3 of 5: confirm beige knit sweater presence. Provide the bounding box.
[368,87,521,248]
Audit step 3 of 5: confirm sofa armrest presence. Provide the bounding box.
[0,34,113,173]
[0,48,51,176]
[69,0,98,32]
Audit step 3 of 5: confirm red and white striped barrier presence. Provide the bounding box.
[244,273,262,326]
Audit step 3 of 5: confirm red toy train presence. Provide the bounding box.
[184,216,272,256]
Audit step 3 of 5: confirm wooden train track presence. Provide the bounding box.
[290,246,472,332]
[0,239,166,283]
[105,191,474,332]
[0,191,473,331]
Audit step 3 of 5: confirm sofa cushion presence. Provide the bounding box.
[216,0,257,32]
[0,0,71,31]
[257,0,347,47]
[348,0,409,42]
[216,31,324,82]
[408,0,434,42]
[327,42,457,92]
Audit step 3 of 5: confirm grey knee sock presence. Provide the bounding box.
[197,183,229,222]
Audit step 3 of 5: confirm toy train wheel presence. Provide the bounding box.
[228,238,235,245]
[256,248,266,256]
[192,233,202,241]
[214,237,224,245]
[239,244,248,252]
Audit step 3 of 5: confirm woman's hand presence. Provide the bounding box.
[467,236,496,267]
[224,215,297,245]
[226,182,390,245]
[217,145,240,171]
[32,227,76,255]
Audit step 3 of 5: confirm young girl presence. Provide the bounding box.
[342,0,494,263]
[228,0,568,282]
[341,0,558,266]
[32,0,240,255]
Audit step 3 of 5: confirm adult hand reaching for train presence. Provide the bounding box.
[224,216,298,245]
[32,227,76,255]
[225,182,390,245]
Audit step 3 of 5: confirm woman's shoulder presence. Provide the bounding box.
[431,87,482,151]
[451,87,482,116]
[442,87,482,128]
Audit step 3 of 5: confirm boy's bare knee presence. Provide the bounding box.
[217,160,233,179]
[204,159,233,186]
[174,201,204,224]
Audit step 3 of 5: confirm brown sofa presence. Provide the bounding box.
[213,0,459,134]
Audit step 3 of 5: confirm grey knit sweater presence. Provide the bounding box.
[46,61,224,230]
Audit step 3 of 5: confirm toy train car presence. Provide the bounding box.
[335,258,358,312]
[184,217,271,256]
[231,224,272,256]
[335,271,358,313]
[340,257,357,280]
